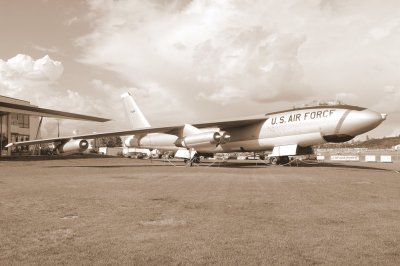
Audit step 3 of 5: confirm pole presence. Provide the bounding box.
[0,115,2,157]
[7,114,11,156]
[34,116,43,155]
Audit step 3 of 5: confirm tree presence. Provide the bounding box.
[95,136,122,147]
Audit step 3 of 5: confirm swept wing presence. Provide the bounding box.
[5,116,267,148]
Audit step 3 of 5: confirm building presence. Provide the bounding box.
[0,95,109,156]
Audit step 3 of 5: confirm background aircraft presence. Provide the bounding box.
[6,93,387,165]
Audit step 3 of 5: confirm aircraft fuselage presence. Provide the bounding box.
[125,106,385,154]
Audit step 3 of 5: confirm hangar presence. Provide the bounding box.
[0,95,109,156]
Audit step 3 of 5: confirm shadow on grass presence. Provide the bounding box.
[203,161,390,171]
[0,154,115,161]
[42,160,392,172]
[46,164,173,168]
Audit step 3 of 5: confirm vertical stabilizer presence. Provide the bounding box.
[121,92,151,128]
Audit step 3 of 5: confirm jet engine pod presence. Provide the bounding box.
[57,139,89,154]
[124,136,142,147]
[219,131,231,144]
[182,132,221,148]
[174,137,185,148]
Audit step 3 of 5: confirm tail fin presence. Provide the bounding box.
[121,92,151,128]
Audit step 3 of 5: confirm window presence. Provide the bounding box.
[10,113,29,128]
[11,114,18,126]
[23,115,29,128]
[11,134,30,153]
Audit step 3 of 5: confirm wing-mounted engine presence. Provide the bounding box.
[124,136,141,147]
[56,139,89,154]
[122,124,231,152]
[175,131,220,148]
[174,126,231,151]
[218,131,231,144]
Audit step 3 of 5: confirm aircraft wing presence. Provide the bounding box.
[4,126,179,148]
[5,137,70,147]
[5,117,267,148]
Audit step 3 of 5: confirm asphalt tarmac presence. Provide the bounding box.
[1,157,399,265]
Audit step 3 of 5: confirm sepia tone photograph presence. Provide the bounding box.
[1,0,400,265]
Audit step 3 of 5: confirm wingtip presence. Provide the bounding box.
[5,143,13,148]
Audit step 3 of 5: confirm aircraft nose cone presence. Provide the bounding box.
[340,110,385,136]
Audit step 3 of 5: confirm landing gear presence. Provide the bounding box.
[269,156,290,165]
[192,154,201,164]
[184,153,201,166]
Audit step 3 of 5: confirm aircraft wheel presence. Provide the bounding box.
[269,157,278,165]
[192,154,201,164]
[269,156,289,165]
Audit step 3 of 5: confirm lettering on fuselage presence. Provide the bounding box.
[270,109,335,125]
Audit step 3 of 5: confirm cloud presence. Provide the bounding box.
[31,45,60,54]
[64,16,78,26]
[365,18,400,42]
[0,54,113,137]
[200,86,245,105]
[2,54,63,80]
[75,0,400,136]
[76,0,314,123]
[0,54,63,96]
[372,85,400,113]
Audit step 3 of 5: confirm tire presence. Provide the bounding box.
[192,155,201,164]
[270,157,278,165]
[270,156,289,165]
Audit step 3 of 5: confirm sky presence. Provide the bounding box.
[0,0,399,139]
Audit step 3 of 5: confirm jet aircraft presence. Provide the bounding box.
[6,93,387,165]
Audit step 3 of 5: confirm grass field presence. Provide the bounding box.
[1,158,400,265]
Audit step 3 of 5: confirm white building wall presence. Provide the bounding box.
[0,95,40,155]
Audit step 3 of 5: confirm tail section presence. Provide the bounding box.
[121,92,151,128]
[121,92,151,152]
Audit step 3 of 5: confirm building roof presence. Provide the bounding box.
[0,98,110,122]
[0,95,31,105]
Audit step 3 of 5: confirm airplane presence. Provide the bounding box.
[5,93,387,165]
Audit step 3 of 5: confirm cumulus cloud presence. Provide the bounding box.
[0,54,63,83]
[76,0,314,123]
[0,54,112,137]
[0,54,63,98]
[74,0,400,135]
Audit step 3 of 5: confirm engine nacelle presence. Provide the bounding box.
[174,131,230,149]
[57,139,89,154]
[124,136,141,147]
[219,131,231,144]
[184,132,221,147]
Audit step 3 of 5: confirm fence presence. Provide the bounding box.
[316,148,400,163]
